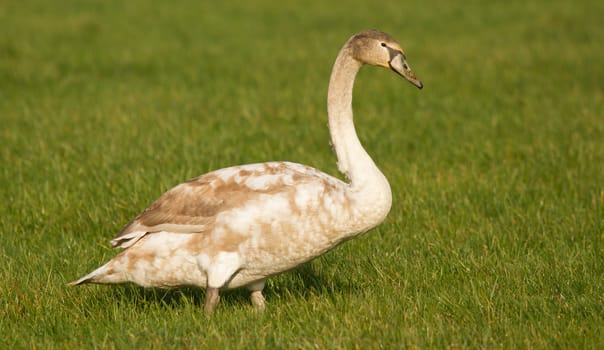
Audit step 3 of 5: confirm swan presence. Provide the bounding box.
[70,30,423,314]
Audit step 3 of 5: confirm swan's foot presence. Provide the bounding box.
[204,287,220,315]
[250,290,266,311]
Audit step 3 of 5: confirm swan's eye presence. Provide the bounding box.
[380,42,387,47]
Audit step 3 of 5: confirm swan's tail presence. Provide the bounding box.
[68,263,121,286]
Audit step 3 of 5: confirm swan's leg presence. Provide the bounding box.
[204,287,220,315]
[201,251,242,315]
[248,279,266,310]
[250,291,266,310]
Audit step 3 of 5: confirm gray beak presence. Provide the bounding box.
[389,52,423,89]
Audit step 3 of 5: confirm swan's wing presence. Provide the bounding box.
[111,162,344,248]
[111,178,222,248]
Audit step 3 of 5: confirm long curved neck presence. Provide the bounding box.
[327,46,387,191]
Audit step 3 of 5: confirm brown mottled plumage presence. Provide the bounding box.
[70,30,422,314]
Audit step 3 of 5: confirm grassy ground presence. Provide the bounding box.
[1,0,603,348]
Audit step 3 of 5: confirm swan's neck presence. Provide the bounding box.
[327,47,390,198]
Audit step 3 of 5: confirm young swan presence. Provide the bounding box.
[70,30,422,314]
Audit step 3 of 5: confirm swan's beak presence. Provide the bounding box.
[389,53,423,89]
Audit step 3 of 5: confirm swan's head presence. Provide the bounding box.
[349,30,423,89]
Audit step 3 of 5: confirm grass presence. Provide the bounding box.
[1,0,603,348]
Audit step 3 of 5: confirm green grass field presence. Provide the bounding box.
[1,0,603,348]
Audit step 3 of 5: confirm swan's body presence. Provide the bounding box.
[70,30,422,314]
